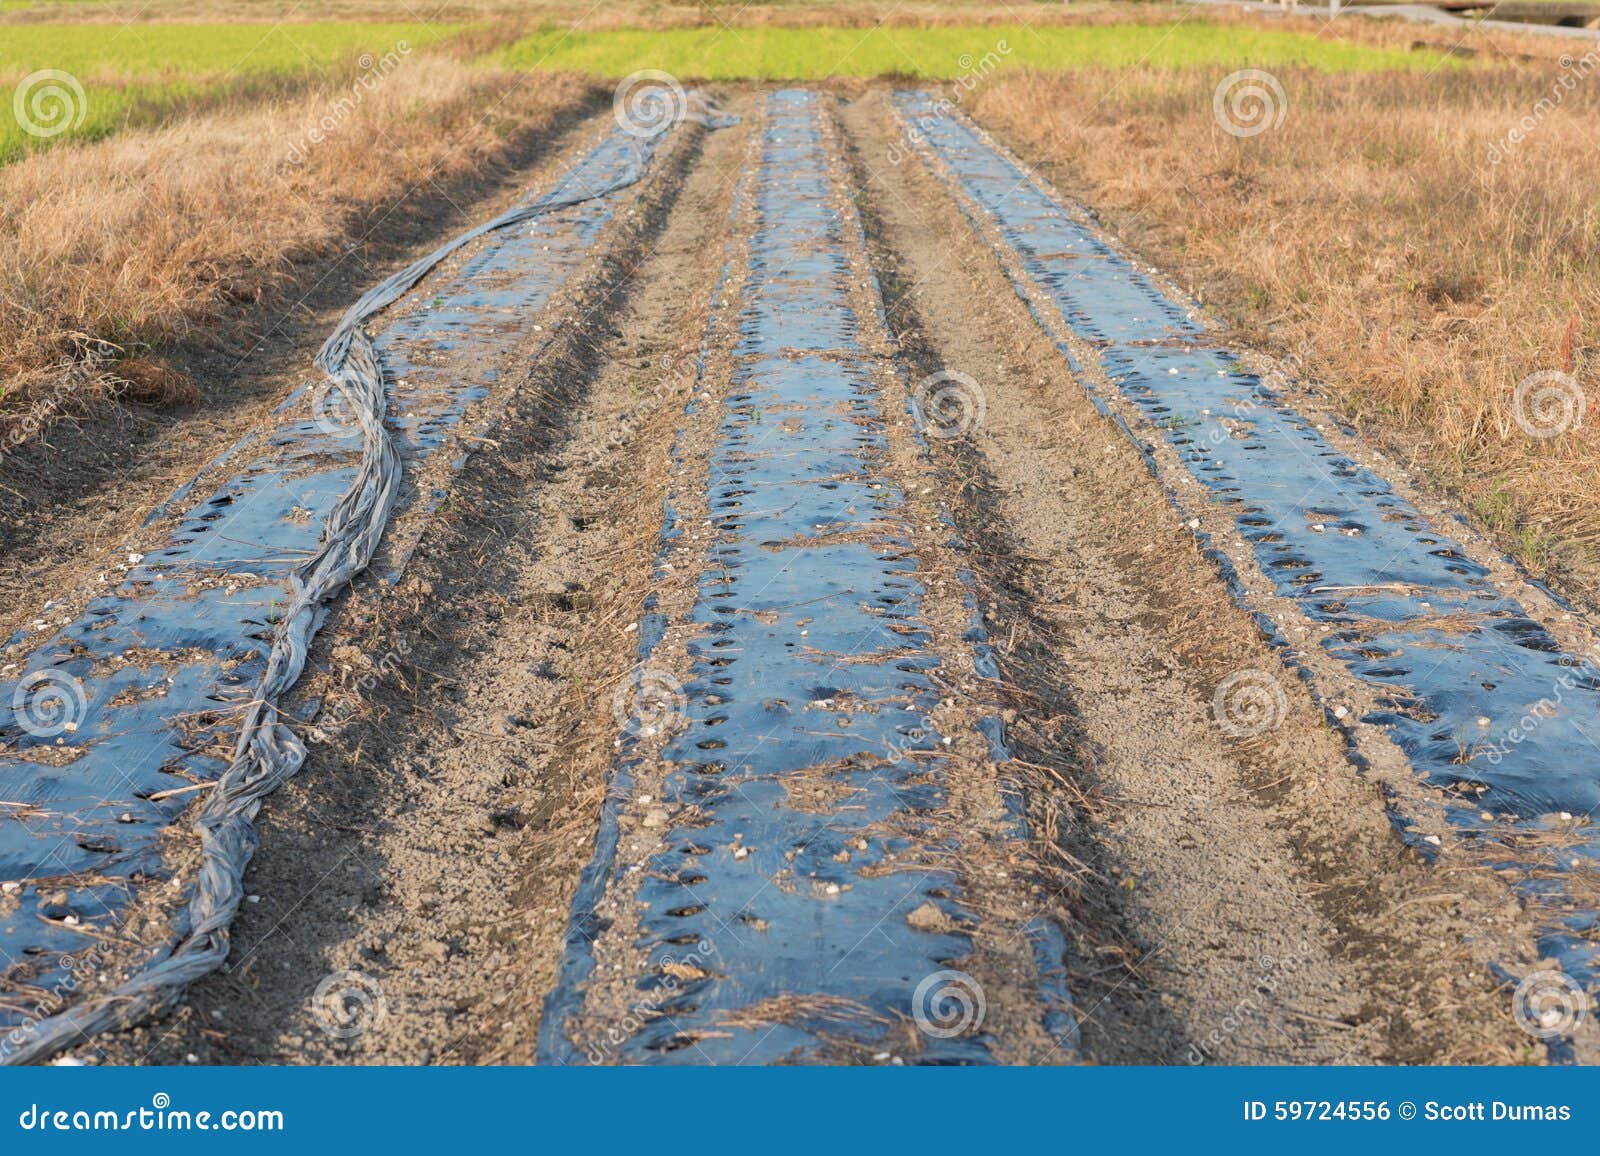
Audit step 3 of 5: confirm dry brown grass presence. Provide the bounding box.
[970,51,1600,595]
[0,58,593,437]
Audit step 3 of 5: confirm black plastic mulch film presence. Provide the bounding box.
[0,102,730,1063]
[892,89,1600,991]
[539,90,1076,1066]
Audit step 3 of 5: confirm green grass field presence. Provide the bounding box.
[496,21,1459,78]
[0,16,1462,161]
[0,21,461,159]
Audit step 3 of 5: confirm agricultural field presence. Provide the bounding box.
[495,21,1460,75]
[0,21,465,158]
[1,0,1599,1112]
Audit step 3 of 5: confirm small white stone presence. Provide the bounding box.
[1424,834,1441,846]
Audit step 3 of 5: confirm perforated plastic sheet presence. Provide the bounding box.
[540,91,1075,1066]
[895,89,1600,983]
[0,115,692,1063]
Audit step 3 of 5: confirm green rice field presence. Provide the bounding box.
[0,21,462,159]
[496,21,1460,79]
